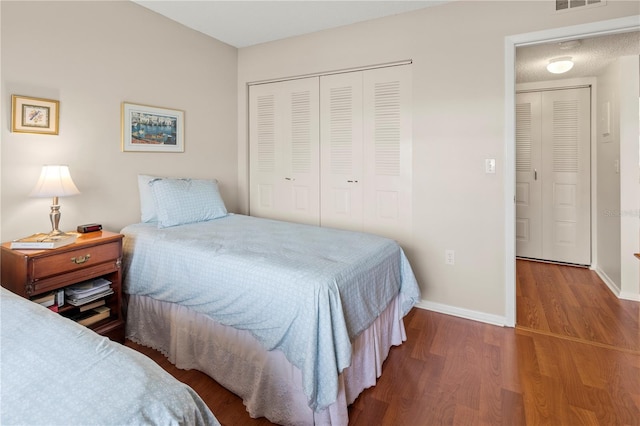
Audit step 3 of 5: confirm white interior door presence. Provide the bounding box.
[362,65,413,239]
[541,87,591,264]
[320,72,364,231]
[249,77,320,225]
[320,65,412,238]
[515,87,591,265]
[515,92,543,258]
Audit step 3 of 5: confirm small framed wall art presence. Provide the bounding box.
[122,102,184,153]
[11,95,60,135]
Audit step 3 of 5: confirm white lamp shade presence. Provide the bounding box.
[30,165,80,198]
[547,58,574,74]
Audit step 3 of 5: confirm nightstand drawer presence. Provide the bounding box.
[31,241,120,280]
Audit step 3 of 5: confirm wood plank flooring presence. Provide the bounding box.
[516,259,639,352]
[126,260,640,425]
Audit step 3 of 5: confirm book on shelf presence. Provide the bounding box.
[66,306,110,327]
[31,292,56,308]
[66,289,114,307]
[65,278,113,306]
[79,299,106,312]
[65,277,111,297]
[10,233,78,250]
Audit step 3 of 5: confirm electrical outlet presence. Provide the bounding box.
[445,249,455,265]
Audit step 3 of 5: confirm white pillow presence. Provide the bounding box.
[149,178,227,228]
[138,174,162,223]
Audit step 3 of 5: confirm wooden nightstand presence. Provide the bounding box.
[1,231,125,343]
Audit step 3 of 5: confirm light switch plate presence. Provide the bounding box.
[485,159,496,174]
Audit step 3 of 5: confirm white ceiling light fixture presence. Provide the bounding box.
[547,56,574,74]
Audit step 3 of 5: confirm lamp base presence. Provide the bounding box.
[47,199,71,238]
[46,229,73,238]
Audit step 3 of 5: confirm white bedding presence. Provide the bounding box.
[0,287,219,426]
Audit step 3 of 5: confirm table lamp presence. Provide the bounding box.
[29,165,80,237]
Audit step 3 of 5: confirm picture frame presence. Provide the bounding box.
[11,95,60,135]
[122,102,184,153]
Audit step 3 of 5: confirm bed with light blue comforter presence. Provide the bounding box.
[0,287,219,426]
[122,214,420,412]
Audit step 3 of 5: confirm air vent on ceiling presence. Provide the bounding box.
[556,0,605,11]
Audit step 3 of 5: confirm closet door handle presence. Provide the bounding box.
[534,169,537,181]
[347,180,359,183]
[284,177,295,181]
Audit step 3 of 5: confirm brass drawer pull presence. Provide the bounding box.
[71,254,91,264]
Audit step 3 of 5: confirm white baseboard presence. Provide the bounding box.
[414,299,507,327]
[594,266,621,297]
[619,291,640,302]
[593,267,640,301]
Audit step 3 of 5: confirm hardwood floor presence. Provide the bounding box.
[516,259,639,352]
[126,260,640,425]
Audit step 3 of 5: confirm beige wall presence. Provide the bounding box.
[618,55,640,299]
[237,1,640,321]
[597,60,623,287]
[1,1,238,242]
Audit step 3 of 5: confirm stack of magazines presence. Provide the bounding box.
[65,278,113,306]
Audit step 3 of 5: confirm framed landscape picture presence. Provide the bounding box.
[11,95,59,135]
[122,102,184,152]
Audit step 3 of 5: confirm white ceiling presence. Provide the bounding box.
[133,1,446,48]
[133,1,639,83]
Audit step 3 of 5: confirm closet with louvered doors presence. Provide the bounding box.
[515,87,591,265]
[249,65,412,240]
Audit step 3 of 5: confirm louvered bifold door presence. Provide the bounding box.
[320,72,364,231]
[515,92,543,259]
[319,65,412,237]
[541,87,590,265]
[362,65,412,239]
[249,77,320,225]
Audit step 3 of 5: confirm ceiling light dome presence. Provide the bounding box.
[547,57,574,74]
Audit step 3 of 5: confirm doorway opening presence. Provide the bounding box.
[504,16,640,327]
